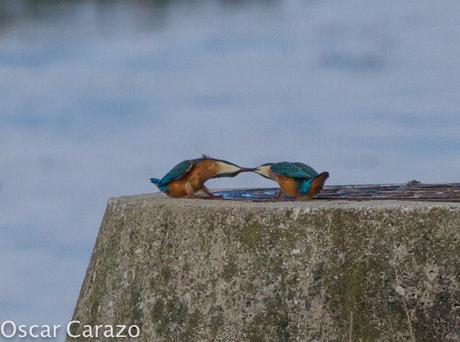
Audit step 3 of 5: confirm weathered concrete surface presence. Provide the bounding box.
[69,194,460,341]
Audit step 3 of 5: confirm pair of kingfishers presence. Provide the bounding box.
[150,155,329,200]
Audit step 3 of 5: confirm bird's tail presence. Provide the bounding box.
[311,172,329,191]
[299,171,330,200]
[150,178,161,185]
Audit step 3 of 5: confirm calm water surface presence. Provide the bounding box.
[1,0,460,330]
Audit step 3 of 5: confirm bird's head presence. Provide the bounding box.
[254,163,273,179]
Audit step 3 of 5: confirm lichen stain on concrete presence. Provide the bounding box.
[68,194,460,341]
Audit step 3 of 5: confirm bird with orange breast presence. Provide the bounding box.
[150,155,254,198]
[254,162,329,200]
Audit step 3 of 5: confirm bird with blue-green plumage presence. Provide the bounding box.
[150,155,254,198]
[254,161,329,200]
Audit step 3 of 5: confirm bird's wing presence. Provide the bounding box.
[160,159,195,185]
[271,162,316,179]
[293,162,319,178]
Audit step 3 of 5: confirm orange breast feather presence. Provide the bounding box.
[187,160,218,189]
[167,179,189,198]
[276,175,298,197]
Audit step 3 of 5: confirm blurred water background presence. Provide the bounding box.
[1,0,460,334]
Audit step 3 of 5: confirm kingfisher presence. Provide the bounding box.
[150,155,254,198]
[254,162,329,200]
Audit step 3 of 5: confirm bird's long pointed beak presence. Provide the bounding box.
[253,165,272,178]
[239,167,257,172]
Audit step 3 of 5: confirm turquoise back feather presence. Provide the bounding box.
[293,162,319,178]
[159,159,194,185]
[150,158,196,194]
[271,162,318,179]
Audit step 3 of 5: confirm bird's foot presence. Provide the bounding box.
[200,186,223,199]
[274,189,284,201]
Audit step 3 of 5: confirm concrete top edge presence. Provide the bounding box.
[108,192,460,210]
